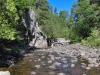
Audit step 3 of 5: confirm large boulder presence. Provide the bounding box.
[29,34,48,49]
[23,8,48,49]
[51,38,71,47]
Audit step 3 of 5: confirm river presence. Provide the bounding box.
[0,50,100,75]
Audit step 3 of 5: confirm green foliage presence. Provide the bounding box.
[40,11,68,39]
[69,0,100,44]
[59,11,67,20]
[81,28,100,47]
[0,0,99,47]
[0,0,19,40]
[14,0,35,10]
[0,0,36,40]
[36,0,68,39]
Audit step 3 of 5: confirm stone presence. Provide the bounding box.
[83,74,86,75]
[81,63,87,68]
[0,71,10,75]
[62,60,68,64]
[35,65,41,69]
[23,8,48,49]
[37,59,41,62]
[34,39,48,49]
[54,62,61,66]
[94,63,99,67]
[31,71,36,75]
[49,65,56,69]
[71,64,75,68]
[34,60,37,62]
[48,60,52,64]
[55,57,61,60]
[61,58,66,61]
[49,55,55,61]
[88,64,94,68]
[71,58,78,63]
[56,38,66,43]
[86,67,91,70]
[41,62,46,66]
[41,56,45,59]
[62,64,68,68]
[29,59,32,62]
[49,71,55,75]
[80,51,86,56]
[57,73,65,75]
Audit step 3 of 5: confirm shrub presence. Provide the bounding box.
[81,28,100,47]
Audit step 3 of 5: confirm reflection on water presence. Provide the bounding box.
[0,51,100,75]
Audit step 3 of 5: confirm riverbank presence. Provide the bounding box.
[0,43,100,75]
[40,43,100,68]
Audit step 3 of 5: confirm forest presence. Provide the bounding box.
[0,0,100,67]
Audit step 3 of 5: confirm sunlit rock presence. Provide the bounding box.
[86,67,91,70]
[71,64,75,68]
[57,73,65,75]
[81,63,87,68]
[34,65,41,69]
[31,71,36,75]
[54,62,61,66]
[23,8,48,49]
[0,71,10,75]
[47,60,52,64]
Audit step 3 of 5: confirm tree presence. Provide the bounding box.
[35,0,69,39]
[54,8,58,14]
[59,11,67,20]
[0,0,19,40]
[70,0,100,40]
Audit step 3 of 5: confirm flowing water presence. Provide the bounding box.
[0,51,100,75]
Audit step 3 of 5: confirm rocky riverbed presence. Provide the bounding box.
[44,43,100,68]
[0,44,100,75]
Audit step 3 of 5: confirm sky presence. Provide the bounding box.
[48,0,77,15]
